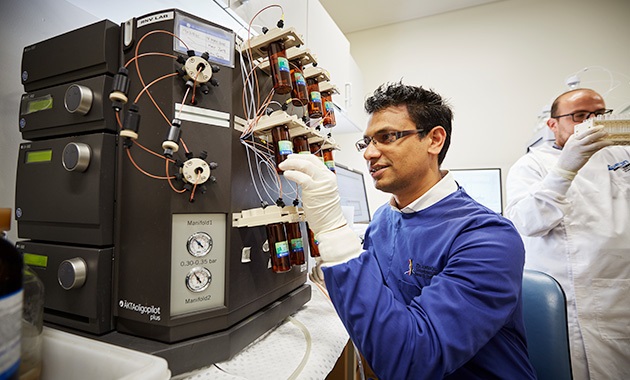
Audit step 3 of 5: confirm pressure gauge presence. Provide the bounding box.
[186,232,213,257]
[185,267,212,292]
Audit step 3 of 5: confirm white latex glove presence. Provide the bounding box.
[555,124,612,180]
[309,257,326,289]
[279,154,363,266]
[278,154,347,236]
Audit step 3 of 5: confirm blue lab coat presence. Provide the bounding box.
[323,188,536,379]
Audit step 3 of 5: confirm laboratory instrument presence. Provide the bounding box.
[13,9,334,375]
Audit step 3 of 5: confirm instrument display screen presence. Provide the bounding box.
[25,149,52,163]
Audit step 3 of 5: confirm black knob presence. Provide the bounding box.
[64,84,93,115]
[58,258,87,290]
[62,143,91,172]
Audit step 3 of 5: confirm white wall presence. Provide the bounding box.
[2,0,628,237]
[345,0,630,213]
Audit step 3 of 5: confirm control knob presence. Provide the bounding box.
[58,258,87,290]
[64,84,93,115]
[62,142,91,172]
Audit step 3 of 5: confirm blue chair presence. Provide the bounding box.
[521,269,573,380]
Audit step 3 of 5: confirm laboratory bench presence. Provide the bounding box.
[172,281,350,379]
[40,280,355,380]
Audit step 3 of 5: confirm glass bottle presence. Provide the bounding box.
[309,142,325,164]
[321,90,336,128]
[265,223,292,273]
[0,208,22,380]
[306,223,320,258]
[271,125,293,173]
[289,58,309,107]
[19,264,44,380]
[285,222,305,266]
[292,135,310,154]
[323,148,336,173]
[267,40,292,95]
[306,77,323,119]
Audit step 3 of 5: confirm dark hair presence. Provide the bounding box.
[364,81,453,165]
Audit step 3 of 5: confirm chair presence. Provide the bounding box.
[521,269,573,380]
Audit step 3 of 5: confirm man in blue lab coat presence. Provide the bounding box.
[279,81,536,379]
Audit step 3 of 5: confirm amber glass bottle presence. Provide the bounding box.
[289,59,309,107]
[323,148,336,173]
[271,125,293,173]
[292,135,310,154]
[306,223,320,258]
[266,223,292,273]
[321,90,336,128]
[267,40,292,95]
[285,222,305,266]
[309,142,324,163]
[306,77,323,119]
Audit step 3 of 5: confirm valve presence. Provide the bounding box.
[162,119,182,158]
[109,67,130,112]
[177,52,220,101]
[120,103,140,147]
[180,157,215,185]
[181,53,214,84]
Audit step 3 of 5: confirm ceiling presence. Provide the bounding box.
[318,0,502,34]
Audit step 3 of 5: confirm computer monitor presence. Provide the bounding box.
[449,168,503,214]
[335,163,371,224]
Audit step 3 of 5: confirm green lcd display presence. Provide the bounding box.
[25,149,53,163]
[23,253,48,268]
[26,95,53,114]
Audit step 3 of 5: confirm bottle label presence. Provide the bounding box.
[0,290,23,377]
[278,57,290,72]
[290,238,304,252]
[278,140,293,156]
[275,241,290,258]
[294,72,306,86]
[310,91,322,103]
[325,101,334,112]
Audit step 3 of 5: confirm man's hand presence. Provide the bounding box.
[309,257,326,289]
[279,154,363,267]
[555,125,612,180]
[278,154,347,236]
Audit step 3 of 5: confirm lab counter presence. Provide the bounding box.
[41,281,350,380]
[172,281,350,379]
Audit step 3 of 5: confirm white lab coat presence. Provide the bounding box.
[506,141,630,380]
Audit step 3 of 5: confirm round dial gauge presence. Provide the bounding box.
[186,267,212,292]
[186,232,213,257]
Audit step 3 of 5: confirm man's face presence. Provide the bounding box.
[548,90,606,147]
[362,105,443,207]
